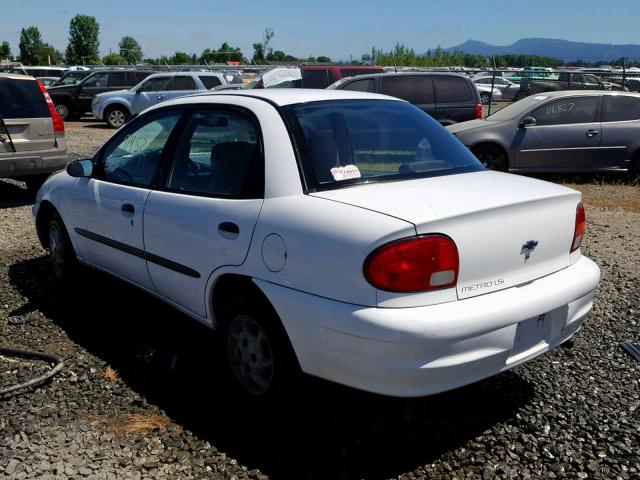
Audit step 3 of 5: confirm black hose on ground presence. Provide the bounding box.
[0,346,64,397]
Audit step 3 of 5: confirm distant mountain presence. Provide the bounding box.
[443,38,640,62]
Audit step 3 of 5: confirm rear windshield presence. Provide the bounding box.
[0,77,49,118]
[283,100,483,191]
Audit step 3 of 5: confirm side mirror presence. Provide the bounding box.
[67,159,93,178]
[519,116,537,128]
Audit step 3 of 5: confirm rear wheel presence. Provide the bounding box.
[472,144,508,172]
[24,174,49,193]
[55,103,71,121]
[480,91,491,105]
[220,294,298,398]
[105,105,129,129]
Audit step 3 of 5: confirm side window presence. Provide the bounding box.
[166,109,262,197]
[82,73,109,88]
[198,75,222,89]
[341,79,375,92]
[99,110,182,187]
[138,77,171,92]
[381,76,434,104]
[302,70,336,89]
[433,76,473,103]
[603,95,640,122]
[108,72,127,87]
[168,76,197,91]
[531,97,598,126]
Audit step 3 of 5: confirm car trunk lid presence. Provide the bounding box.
[312,171,580,300]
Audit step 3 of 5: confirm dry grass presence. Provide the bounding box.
[94,413,171,435]
[103,367,119,381]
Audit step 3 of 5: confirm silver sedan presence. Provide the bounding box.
[447,90,640,176]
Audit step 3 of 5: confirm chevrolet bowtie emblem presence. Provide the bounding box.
[520,240,539,262]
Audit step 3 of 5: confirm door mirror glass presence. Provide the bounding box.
[67,159,93,177]
[519,116,537,128]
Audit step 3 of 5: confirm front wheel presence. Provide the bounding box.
[104,106,129,129]
[47,214,78,283]
[221,295,298,398]
[472,144,508,172]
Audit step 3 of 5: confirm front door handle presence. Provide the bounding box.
[218,222,239,239]
[121,203,135,214]
[586,129,599,138]
[156,95,165,100]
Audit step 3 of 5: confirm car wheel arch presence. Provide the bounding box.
[35,200,58,248]
[471,142,510,170]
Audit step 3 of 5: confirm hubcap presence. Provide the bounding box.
[108,110,126,127]
[55,104,68,119]
[48,223,65,278]
[226,315,274,395]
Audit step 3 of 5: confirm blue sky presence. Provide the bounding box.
[3,0,640,61]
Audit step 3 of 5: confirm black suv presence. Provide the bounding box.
[48,70,153,120]
[329,72,482,125]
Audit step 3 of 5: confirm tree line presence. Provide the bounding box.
[1,16,637,68]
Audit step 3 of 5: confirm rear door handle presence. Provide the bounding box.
[586,129,599,137]
[156,95,165,100]
[121,203,135,214]
[218,222,239,239]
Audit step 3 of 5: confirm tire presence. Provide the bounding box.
[55,103,71,121]
[47,213,78,284]
[104,105,130,129]
[472,144,508,172]
[24,174,49,193]
[480,92,491,105]
[220,294,299,398]
[627,154,640,181]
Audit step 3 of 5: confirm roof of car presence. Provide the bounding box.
[198,88,403,106]
[144,71,224,79]
[0,72,36,81]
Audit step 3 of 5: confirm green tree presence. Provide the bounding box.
[102,53,128,65]
[19,26,42,65]
[168,51,192,64]
[316,55,331,63]
[0,41,12,61]
[252,43,265,64]
[200,42,244,64]
[266,50,298,62]
[38,43,64,64]
[119,36,142,64]
[65,14,100,64]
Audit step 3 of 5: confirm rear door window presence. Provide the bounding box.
[198,75,222,89]
[603,95,640,122]
[0,77,49,118]
[434,76,474,103]
[381,76,434,104]
[340,68,384,77]
[168,76,197,91]
[531,97,599,125]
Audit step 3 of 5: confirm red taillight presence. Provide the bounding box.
[36,80,64,134]
[475,103,483,119]
[363,235,459,292]
[571,203,586,252]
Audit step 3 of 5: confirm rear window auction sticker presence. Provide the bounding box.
[331,165,361,181]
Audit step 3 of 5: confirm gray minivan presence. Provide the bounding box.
[328,72,483,125]
[0,73,67,191]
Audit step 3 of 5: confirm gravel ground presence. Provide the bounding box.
[0,121,639,479]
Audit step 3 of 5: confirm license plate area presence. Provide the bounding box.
[508,314,549,365]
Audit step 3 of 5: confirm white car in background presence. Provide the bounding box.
[474,76,521,101]
[32,89,600,398]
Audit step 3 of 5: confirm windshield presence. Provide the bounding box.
[283,100,484,191]
[486,95,551,121]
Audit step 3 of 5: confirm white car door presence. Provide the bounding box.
[68,108,185,290]
[143,107,264,317]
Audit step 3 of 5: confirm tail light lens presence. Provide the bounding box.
[36,80,65,135]
[475,103,483,119]
[571,202,586,252]
[364,235,459,292]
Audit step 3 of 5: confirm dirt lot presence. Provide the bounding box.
[1,121,639,479]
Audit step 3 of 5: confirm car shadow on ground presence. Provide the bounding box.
[9,256,535,480]
[0,180,35,208]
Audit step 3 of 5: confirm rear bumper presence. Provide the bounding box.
[255,255,600,397]
[0,147,67,177]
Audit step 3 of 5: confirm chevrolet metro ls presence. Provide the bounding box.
[32,89,600,397]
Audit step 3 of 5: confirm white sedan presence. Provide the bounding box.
[33,89,600,397]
